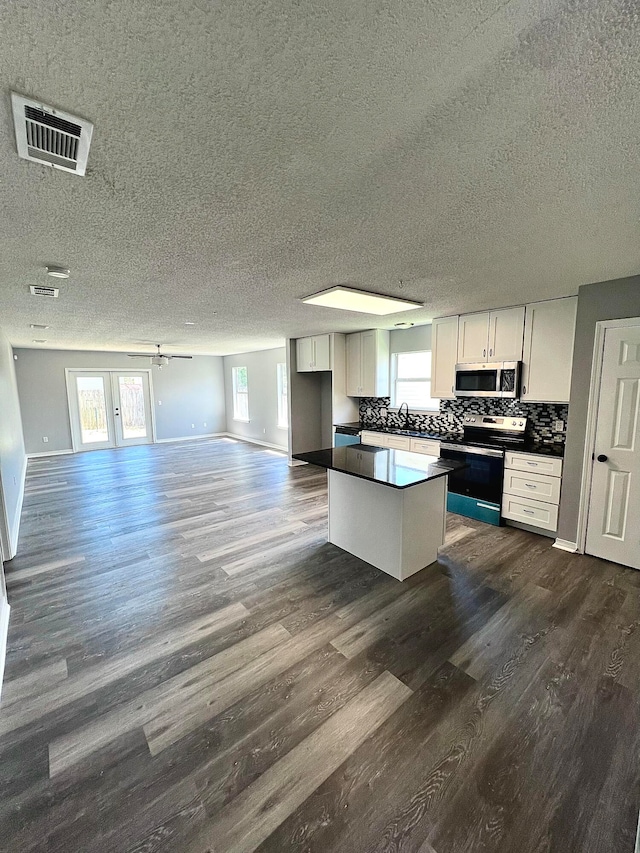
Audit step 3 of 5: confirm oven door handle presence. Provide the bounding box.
[440,443,504,458]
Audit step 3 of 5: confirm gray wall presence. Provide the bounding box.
[558,275,640,542]
[224,347,288,449]
[0,329,26,559]
[389,324,431,355]
[14,348,226,454]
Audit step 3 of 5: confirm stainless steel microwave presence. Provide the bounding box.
[454,361,521,398]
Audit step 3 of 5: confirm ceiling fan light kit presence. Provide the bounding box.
[127,344,193,367]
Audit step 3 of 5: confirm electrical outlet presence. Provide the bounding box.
[43,436,48,443]
[191,423,195,429]
[263,428,266,434]
[157,400,162,406]
[553,420,564,433]
[203,422,207,427]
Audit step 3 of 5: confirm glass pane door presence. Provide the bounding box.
[111,372,153,446]
[67,372,116,451]
[67,370,153,452]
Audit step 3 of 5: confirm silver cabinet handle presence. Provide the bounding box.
[525,483,536,488]
[489,348,493,357]
[522,384,527,395]
[523,509,535,514]
[526,461,538,466]
[483,348,486,357]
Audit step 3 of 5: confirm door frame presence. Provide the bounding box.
[577,316,640,554]
[65,368,157,453]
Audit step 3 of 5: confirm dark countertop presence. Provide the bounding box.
[292,444,467,490]
[334,423,566,458]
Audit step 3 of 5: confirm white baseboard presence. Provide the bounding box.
[156,433,227,444]
[225,433,287,452]
[0,596,10,701]
[27,449,73,459]
[552,538,579,553]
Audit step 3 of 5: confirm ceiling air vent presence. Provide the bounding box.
[30,285,59,298]
[11,93,94,176]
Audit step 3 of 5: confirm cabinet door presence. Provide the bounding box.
[521,297,577,403]
[489,306,525,361]
[431,316,459,399]
[346,333,362,395]
[296,337,314,372]
[312,335,331,371]
[359,331,377,396]
[457,312,490,363]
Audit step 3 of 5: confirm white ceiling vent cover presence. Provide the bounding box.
[11,93,93,176]
[30,285,59,298]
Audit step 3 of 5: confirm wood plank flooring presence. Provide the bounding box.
[1,437,640,852]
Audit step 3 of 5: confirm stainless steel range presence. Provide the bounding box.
[439,414,528,525]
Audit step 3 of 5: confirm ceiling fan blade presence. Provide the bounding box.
[169,355,193,359]
[127,354,153,358]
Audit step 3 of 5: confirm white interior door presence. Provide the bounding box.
[67,371,153,451]
[585,324,640,569]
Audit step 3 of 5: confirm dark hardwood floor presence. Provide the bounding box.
[1,437,639,852]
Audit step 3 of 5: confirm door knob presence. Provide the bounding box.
[597,454,608,462]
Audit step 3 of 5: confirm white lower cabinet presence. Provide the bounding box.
[409,438,441,456]
[502,494,559,532]
[502,451,563,534]
[360,431,440,456]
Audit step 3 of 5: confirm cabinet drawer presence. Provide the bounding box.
[502,494,559,531]
[503,470,561,504]
[385,435,411,451]
[505,452,562,478]
[361,431,387,447]
[410,438,441,456]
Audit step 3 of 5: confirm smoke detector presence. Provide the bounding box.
[30,285,59,298]
[11,93,94,176]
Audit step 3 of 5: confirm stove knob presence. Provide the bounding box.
[512,420,517,426]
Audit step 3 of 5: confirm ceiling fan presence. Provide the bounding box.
[127,344,193,368]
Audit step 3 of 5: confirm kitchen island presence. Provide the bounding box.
[293,443,466,581]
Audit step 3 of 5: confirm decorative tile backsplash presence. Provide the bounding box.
[359,397,569,444]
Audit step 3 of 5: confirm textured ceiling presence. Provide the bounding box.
[1,0,640,355]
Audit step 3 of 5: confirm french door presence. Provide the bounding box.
[66,371,154,451]
[585,324,640,570]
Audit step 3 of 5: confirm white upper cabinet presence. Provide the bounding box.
[521,296,577,403]
[346,329,389,396]
[489,307,525,361]
[457,307,524,363]
[431,315,459,399]
[296,334,332,372]
[457,313,491,363]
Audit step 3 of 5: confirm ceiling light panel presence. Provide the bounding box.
[302,286,422,316]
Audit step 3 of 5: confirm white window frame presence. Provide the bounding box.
[276,363,288,429]
[232,365,250,422]
[390,350,439,412]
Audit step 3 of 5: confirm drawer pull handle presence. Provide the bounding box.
[523,509,535,514]
[525,483,536,488]
[526,461,538,466]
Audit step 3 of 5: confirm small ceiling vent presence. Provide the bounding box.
[30,285,59,298]
[11,93,93,176]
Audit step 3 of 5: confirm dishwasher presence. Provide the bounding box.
[334,425,361,447]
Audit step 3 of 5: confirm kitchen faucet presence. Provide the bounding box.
[398,402,410,429]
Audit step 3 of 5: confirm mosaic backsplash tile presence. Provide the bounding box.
[359,397,569,444]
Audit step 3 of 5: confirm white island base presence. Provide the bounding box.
[327,469,447,581]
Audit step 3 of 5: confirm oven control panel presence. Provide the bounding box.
[463,415,527,432]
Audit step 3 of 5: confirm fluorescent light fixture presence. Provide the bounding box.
[302,286,422,316]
